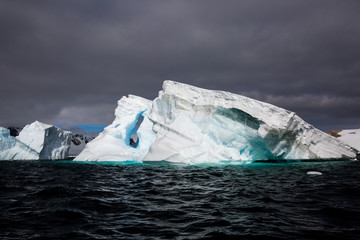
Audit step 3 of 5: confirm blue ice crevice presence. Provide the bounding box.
[126,110,146,148]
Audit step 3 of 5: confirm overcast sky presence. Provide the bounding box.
[1,0,360,131]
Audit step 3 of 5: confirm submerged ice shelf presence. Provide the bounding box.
[75,81,357,164]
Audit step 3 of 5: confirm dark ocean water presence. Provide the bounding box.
[1,160,360,240]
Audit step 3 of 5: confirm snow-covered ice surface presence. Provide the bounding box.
[143,81,356,164]
[76,81,356,164]
[337,129,360,151]
[75,95,156,162]
[0,121,71,160]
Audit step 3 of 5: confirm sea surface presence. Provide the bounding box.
[1,160,360,239]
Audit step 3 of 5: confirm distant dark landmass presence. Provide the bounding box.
[327,129,341,138]
[70,133,95,156]
[6,127,23,137]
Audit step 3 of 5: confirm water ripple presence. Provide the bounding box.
[0,160,360,239]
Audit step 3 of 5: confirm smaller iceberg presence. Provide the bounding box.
[334,129,360,151]
[307,171,322,176]
[0,121,71,160]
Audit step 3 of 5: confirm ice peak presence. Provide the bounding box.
[33,120,53,129]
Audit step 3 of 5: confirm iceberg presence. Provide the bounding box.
[75,95,156,162]
[0,121,71,160]
[336,129,360,151]
[76,81,357,164]
[144,81,356,164]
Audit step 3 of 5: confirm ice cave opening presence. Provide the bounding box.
[129,113,144,148]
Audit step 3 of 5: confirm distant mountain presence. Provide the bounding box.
[6,127,23,137]
[69,133,95,156]
[66,126,101,138]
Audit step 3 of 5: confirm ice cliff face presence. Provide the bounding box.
[76,81,357,163]
[0,121,71,160]
[75,95,156,162]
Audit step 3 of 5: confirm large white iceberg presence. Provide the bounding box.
[0,121,71,160]
[144,81,356,163]
[76,81,357,164]
[75,95,156,162]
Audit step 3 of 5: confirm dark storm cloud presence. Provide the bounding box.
[1,0,360,130]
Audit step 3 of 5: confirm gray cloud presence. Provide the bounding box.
[1,0,360,131]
